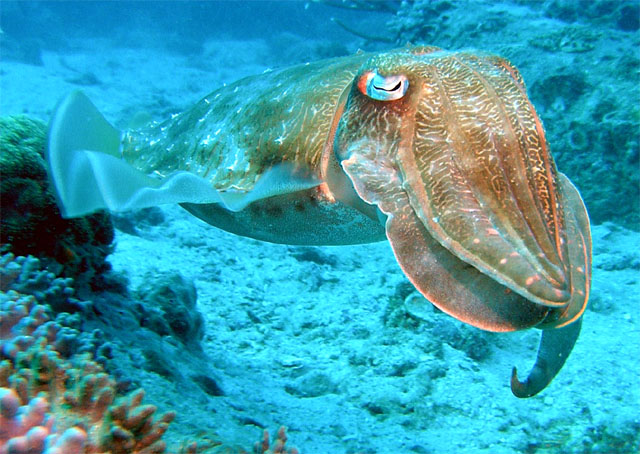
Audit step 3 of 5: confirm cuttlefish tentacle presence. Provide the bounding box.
[511,317,582,398]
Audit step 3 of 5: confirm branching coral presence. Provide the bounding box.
[0,253,85,313]
[0,109,301,452]
[1,110,299,449]
[254,427,299,454]
[0,255,300,453]
[0,290,175,454]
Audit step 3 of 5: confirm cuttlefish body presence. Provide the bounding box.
[47,46,591,397]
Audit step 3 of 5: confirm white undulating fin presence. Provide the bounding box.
[46,91,321,218]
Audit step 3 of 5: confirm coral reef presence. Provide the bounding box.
[0,291,175,453]
[1,250,218,403]
[0,116,115,294]
[0,252,118,373]
[0,253,85,314]
[0,252,299,453]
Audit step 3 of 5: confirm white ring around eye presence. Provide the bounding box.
[362,71,409,101]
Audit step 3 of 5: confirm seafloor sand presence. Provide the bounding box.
[2,31,639,454]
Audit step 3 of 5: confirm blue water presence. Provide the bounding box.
[1,1,638,453]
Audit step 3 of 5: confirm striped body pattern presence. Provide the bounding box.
[46,46,592,396]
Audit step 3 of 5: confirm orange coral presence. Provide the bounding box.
[1,264,300,454]
[0,290,175,454]
[254,426,299,454]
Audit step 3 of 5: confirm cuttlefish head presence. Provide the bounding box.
[331,46,592,397]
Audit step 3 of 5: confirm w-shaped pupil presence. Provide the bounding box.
[374,81,402,92]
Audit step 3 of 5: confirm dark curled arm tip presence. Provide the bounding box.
[511,366,540,398]
[510,318,582,399]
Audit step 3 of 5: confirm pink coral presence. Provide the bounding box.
[0,290,175,454]
[1,259,300,454]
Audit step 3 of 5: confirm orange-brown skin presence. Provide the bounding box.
[333,46,591,396]
[122,46,592,396]
[334,47,590,329]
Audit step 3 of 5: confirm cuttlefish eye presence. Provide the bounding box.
[357,70,409,101]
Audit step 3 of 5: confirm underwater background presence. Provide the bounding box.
[0,1,638,453]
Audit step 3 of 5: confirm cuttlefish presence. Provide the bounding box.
[46,46,591,397]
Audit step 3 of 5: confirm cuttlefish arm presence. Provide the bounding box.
[511,173,591,397]
[332,47,592,396]
[511,317,582,398]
